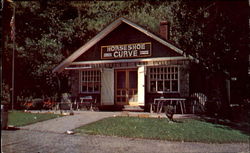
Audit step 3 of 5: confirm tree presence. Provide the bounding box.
[3,0,187,100]
[2,0,248,107]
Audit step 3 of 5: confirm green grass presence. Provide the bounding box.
[75,117,250,143]
[8,111,62,127]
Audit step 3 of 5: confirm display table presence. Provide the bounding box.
[152,98,186,114]
[78,96,96,111]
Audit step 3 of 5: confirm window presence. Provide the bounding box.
[80,70,101,93]
[148,66,179,93]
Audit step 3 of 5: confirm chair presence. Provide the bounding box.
[190,93,207,114]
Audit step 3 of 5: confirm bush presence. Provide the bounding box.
[204,100,221,117]
[230,99,250,122]
[1,82,10,103]
[32,98,44,110]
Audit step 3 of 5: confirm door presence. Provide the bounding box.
[115,69,138,105]
[138,66,145,106]
[101,68,114,105]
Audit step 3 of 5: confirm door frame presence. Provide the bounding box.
[115,68,138,106]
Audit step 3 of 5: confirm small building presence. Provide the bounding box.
[53,17,196,110]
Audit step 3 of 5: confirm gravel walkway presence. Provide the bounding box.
[19,111,198,133]
[2,130,249,153]
[2,111,249,153]
[21,111,119,133]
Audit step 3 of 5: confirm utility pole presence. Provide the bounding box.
[10,4,15,111]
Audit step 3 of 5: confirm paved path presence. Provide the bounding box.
[21,111,119,133]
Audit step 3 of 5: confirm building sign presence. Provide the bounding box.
[101,42,151,59]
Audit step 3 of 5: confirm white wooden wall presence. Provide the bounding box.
[138,66,145,106]
[101,68,114,105]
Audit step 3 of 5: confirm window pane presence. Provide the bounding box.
[156,74,159,80]
[168,74,171,79]
[129,71,138,88]
[82,84,87,92]
[121,90,126,96]
[117,90,121,96]
[93,83,99,92]
[160,68,163,73]
[150,81,156,92]
[82,76,85,82]
[88,83,94,92]
[150,74,153,79]
[117,71,126,88]
[161,74,164,80]
[121,97,126,102]
[164,74,167,80]
[175,74,178,80]
[164,81,170,92]
[171,67,175,72]
[128,90,133,95]
[150,68,153,73]
[157,81,163,91]
[172,80,178,91]
[172,74,175,79]
[168,67,171,73]
[164,68,168,73]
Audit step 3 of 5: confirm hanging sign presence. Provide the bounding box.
[101,42,151,59]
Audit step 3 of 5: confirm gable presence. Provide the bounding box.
[75,23,181,62]
[53,17,196,73]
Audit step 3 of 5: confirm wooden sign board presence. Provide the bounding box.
[101,42,151,59]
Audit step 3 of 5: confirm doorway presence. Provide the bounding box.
[115,69,138,105]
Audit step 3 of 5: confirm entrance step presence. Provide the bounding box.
[98,105,144,111]
[122,106,144,112]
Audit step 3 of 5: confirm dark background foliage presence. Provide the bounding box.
[2,1,249,112]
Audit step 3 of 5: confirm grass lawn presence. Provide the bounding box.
[75,117,250,143]
[8,111,62,127]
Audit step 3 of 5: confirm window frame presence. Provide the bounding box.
[79,69,101,94]
[147,66,180,93]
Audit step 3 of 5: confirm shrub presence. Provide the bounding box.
[1,82,10,103]
[31,98,44,110]
[205,100,221,116]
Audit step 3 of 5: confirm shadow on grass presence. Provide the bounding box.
[163,118,183,123]
[198,115,250,136]
[173,120,183,123]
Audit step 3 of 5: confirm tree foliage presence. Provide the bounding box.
[2,0,249,102]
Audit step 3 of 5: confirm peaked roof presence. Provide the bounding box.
[53,17,195,73]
